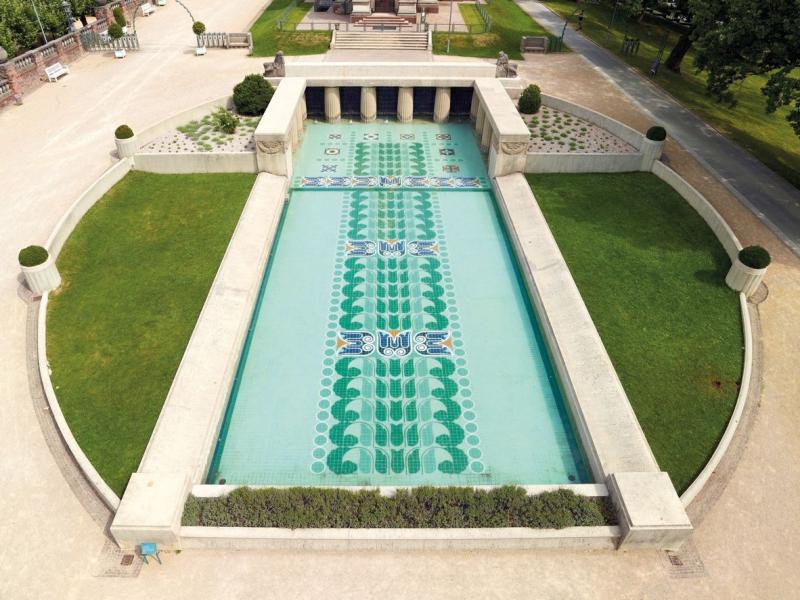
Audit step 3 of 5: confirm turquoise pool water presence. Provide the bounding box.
[207,121,589,486]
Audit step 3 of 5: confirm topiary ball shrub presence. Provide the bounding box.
[233,74,275,116]
[192,21,206,36]
[738,245,771,269]
[108,23,124,40]
[646,125,667,141]
[115,124,134,139]
[112,6,126,27]
[519,84,542,115]
[19,245,49,267]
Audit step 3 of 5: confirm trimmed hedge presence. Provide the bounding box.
[646,126,667,141]
[233,74,274,116]
[738,245,771,269]
[519,84,542,115]
[108,23,124,40]
[115,124,134,139]
[182,486,615,529]
[112,6,126,27]
[18,245,48,267]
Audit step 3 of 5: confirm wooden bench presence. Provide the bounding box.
[45,62,69,82]
[520,36,548,53]
[140,3,155,16]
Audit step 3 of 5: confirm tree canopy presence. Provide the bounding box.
[691,0,800,135]
[0,0,94,58]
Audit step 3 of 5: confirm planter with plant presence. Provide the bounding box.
[114,124,138,158]
[641,125,666,169]
[112,6,128,34]
[193,21,207,55]
[18,245,61,295]
[725,245,771,297]
[212,107,240,134]
[108,22,126,58]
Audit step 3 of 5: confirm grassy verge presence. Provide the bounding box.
[250,0,331,57]
[541,0,800,189]
[528,173,743,493]
[47,172,256,496]
[183,487,614,528]
[433,0,563,59]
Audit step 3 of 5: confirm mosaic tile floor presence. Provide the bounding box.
[208,122,589,486]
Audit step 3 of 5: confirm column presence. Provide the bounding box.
[324,87,341,123]
[475,103,486,136]
[480,115,492,151]
[300,94,308,120]
[294,105,304,145]
[397,87,413,123]
[360,86,377,123]
[433,87,451,123]
[470,90,479,122]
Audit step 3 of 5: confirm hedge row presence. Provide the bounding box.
[182,486,615,529]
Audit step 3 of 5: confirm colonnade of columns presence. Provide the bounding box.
[471,93,493,152]
[322,86,453,123]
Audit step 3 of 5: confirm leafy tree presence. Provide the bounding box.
[0,0,96,57]
[691,0,800,136]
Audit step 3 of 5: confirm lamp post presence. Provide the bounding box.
[30,0,49,43]
[61,0,75,33]
[446,0,453,54]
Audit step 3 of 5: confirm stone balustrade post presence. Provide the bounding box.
[397,87,413,123]
[433,87,451,123]
[361,86,377,123]
[324,87,341,123]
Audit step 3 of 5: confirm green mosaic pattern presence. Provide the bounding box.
[311,188,484,476]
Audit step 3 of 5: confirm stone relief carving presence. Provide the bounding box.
[257,140,284,154]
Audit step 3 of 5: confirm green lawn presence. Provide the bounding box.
[433,0,563,59]
[250,0,331,57]
[528,173,743,493]
[541,0,800,190]
[47,172,256,496]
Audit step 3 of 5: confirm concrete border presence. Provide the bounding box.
[133,152,258,174]
[34,159,136,512]
[180,525,621,550]
[525,152,642,173]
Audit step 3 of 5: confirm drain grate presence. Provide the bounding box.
[661,540,707,579]
[93,540,143,578]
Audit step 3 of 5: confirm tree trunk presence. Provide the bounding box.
[665,30,693,73]
[80,15,88,27]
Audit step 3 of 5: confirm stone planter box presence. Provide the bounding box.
[21,256,61,295]
[640,138,664,170]
[115,134,138,158]
[195,46,207,56]
[726,258,767,297]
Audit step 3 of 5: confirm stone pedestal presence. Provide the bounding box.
[324,87,340,123]
[726,259,767,297]
[115,134,138,158]
[361,86,377,123]
[20,256,61,295]
[607,472,692,550]
[397,87,413,123]
[433,87,451,123]
[640,138,664,171]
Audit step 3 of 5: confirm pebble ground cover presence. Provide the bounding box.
[525,106,636,154]
[143,112,260,153]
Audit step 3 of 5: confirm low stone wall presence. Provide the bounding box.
[651,160,741,260]
[134,96,233,148]
[133,152,258,174]
[542,94,646,150]
[180,525,621,551]
[35,158,135,512]
[525,152,642,173]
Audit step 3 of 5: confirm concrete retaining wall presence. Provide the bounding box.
[180,525,621,550]
[525,152,642,173]
[542,94,646,150]
[133,152,258,174]
[134,96,233,149]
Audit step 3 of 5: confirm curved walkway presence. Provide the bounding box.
[0,2,798,598]
[519,0,800,256]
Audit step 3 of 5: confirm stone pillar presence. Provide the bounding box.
[293,106,304,146]
[300,94,307,120]
[480,113,492,151]
[475,103,486,135]
[470,91,479,122]
[397,87,413,123]
[640,138,665,171]
[433,87,451,123]
[360,86,377,123]
[324,87,341,123]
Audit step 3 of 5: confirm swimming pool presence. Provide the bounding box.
[207,121,589,486]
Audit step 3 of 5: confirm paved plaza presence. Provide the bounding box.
[1,1,798,598]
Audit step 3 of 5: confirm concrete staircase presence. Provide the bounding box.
[350,13,417,28]
[333,31,429,50]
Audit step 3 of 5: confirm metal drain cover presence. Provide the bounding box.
[662,540,707,578]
